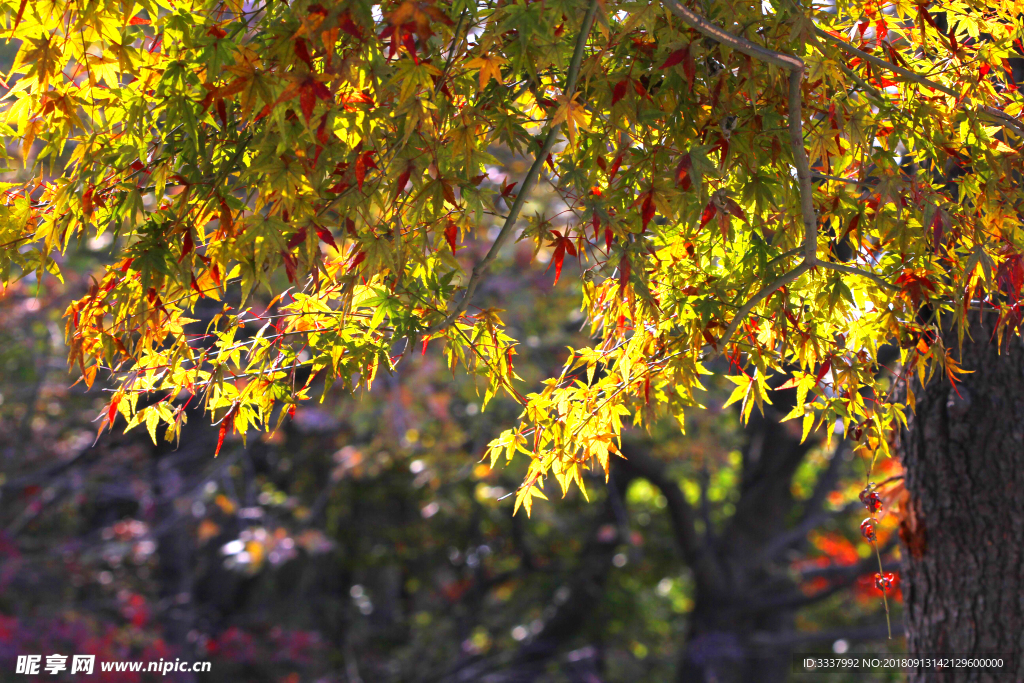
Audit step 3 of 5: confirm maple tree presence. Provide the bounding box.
[0,268,910,683]
[3,0,1024,675]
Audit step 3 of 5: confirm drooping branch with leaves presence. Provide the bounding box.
[0,0,1021,528]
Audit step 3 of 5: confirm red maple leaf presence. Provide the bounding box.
[546,230,578,285]
[445,221,458,253]
[675,154,692,190]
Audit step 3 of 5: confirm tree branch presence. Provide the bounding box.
[814,28,1024,138]
[761,500,861,562]
[423,0,600,337]
[662,2,816,259]
[816,260,899,291]
[748,537,898,613]
[661,0,803,71]
[714,260,814,356]
[617,442,725,594]
[660,1,822,353]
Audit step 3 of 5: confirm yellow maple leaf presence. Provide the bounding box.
[514,473,548,517]
[466,54,507,91]
[551,92,590,146]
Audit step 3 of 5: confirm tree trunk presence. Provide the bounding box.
[901,315,1024,682]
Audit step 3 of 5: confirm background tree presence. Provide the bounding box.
[0,225,905,683]
[1,0,1022,679]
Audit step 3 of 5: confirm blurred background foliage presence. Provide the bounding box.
[0,144,907,682]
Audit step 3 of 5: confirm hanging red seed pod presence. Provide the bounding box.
[875,571,895,592]
[858,482,876,505]
[860,517,878,542]
[862,489,882,513]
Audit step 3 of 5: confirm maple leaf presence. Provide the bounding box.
[996,247,1024,296]
[660,43,696,85]
[13,35,63,90]
[608,153,624,180]
[699,202,717,230]
[895,269,937,307]
[713,191,745,222]
[640,191,656,232]
[355,150,377,190]
[618,253,631,294]
[387,0,452,42]
[466,54,508,91]
[395,162,415,199]
[943,349,973,391]
[315,225,338,251]
[513,476,548,517]
[551,92,590,146]
[445,221,459,253]
[612,79,629,105]
[660,47,688,69]
[178,231,194,263]
[675,154,693,190]
[546,230,578,285]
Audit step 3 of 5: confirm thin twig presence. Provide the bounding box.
[816,260,898,291]
[660,1,823,354]
[812,172,874,186]
[714,261,813,356]
[814,28,1024,137]
[423,0,601,336]
[663,0,817,260]
[766,246,802,269]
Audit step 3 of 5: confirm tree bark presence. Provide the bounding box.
[901,315,1024,682]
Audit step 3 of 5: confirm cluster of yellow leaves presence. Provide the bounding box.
[0,0,1021,517]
